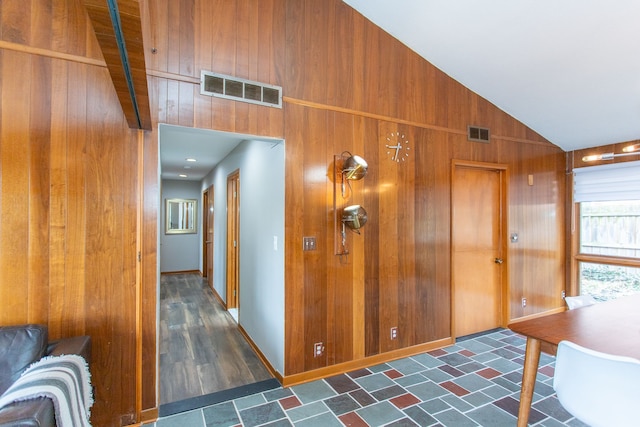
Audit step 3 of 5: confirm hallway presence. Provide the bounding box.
[159,273,277,413]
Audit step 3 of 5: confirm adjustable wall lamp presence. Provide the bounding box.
[582,142,640,162]
[333,152,369,258]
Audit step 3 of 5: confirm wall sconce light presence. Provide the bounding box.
[342,205,368,233]
[582,142,640,162]
[333,153,369,258]
[338,152,368,199]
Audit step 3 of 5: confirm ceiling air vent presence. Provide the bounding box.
[468,125,490,143]
[200,70,282,108]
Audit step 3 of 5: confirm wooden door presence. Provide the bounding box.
[226,171,240,309]
[204,185,214,290]
[452,161,507,337]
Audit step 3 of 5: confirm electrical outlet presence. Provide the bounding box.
[390,327,398,340]
[562,290,566,299]
[522,297,527,307]
[313,342,324,357]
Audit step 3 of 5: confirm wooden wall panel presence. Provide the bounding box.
[1,0,572,424]
[0,46,140,427]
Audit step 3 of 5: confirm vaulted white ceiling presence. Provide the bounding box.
[344,0,640,151]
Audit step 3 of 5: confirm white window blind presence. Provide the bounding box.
[573,160,640,202]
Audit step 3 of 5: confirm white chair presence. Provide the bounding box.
[553,340,640,427]
[564,295,596,309]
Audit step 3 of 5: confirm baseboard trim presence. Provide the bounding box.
[281,337,454,387]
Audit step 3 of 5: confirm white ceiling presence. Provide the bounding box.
[343,0,640,151]
[159,124,279,181]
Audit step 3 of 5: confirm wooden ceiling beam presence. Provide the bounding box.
[83,0,152,130]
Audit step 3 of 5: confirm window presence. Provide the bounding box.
[573,161,640,301]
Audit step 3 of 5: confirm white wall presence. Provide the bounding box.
[201,139,285,375]
[160,179,202,273]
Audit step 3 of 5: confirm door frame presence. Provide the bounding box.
[450,159,510,336]
[226,170,240,310]
[203,185,214,289]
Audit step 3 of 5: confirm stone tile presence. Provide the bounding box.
[452,373,493,392]
[390,393,420,409]
[157,409,205,427]
[395,373,429,387]
[385,418,419,427]
[532,395,574,422]
[388,358,428,375]
[234,394,267,410]
[286,401,328,422]
[369,363,392,373]
[384,369,404,379]
[291,380,336,404]
[371,384,406,401]
[324,374,361,394]
[432,408,479,427]
[456,361,487,374]
[238,401,286,427]
[406,381,448,401]
[202,402,238,427]
[349,388,376,407]
[323,394,360,416]
[294,411,342,427]
[356,401,404,427]
[403,405,438,427]
[420,368,453,383]
[439,381,469,397]
[466,402,517,427]
[264,388,294,402]
[418,398,450,415]
[262,420,292,427]
[355,372,396,392]
[410,353,444,369]
[338,412,368,427]
[437,364,465,377]
[462,390,494,407]
[278,396,301,410]
[437,353,473,366]
[347,368,372,379]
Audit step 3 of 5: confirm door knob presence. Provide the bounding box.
[494,258,503,264]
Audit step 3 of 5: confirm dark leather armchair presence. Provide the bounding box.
[0,324,91,427]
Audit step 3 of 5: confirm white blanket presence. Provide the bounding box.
[0,354,93,427]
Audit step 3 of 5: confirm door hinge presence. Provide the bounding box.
[137,251,141,262]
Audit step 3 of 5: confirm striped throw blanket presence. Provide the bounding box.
[0,354,93,427]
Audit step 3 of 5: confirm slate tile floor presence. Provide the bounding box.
[148,329,589,427]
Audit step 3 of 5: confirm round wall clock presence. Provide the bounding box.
[384,132,410,162]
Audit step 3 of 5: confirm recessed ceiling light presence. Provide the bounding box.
[186,158,197,162]
[183,166,191,169]
[179,174,188,178]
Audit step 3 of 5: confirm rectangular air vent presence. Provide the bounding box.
[200,71,282,108]
[468,125,490,143]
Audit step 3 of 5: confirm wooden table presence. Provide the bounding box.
[509,293,640,427]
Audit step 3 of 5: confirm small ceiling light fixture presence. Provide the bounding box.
[582,142,640,162]
[179,174,188,178]
[186,158,197,162]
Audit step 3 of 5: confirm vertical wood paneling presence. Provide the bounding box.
[0,50,30,323]
[2,1,572,424]
[28,55,52,323]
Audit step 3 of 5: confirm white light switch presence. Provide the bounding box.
[273,236,278,251]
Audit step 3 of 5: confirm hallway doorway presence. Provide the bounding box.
[159,273,276,413]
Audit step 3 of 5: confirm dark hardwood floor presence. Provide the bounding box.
[159,273,274,405]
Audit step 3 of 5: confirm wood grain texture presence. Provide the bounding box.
[0,0,576,425]
[159,273,272,403]
[83,0,152,130]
